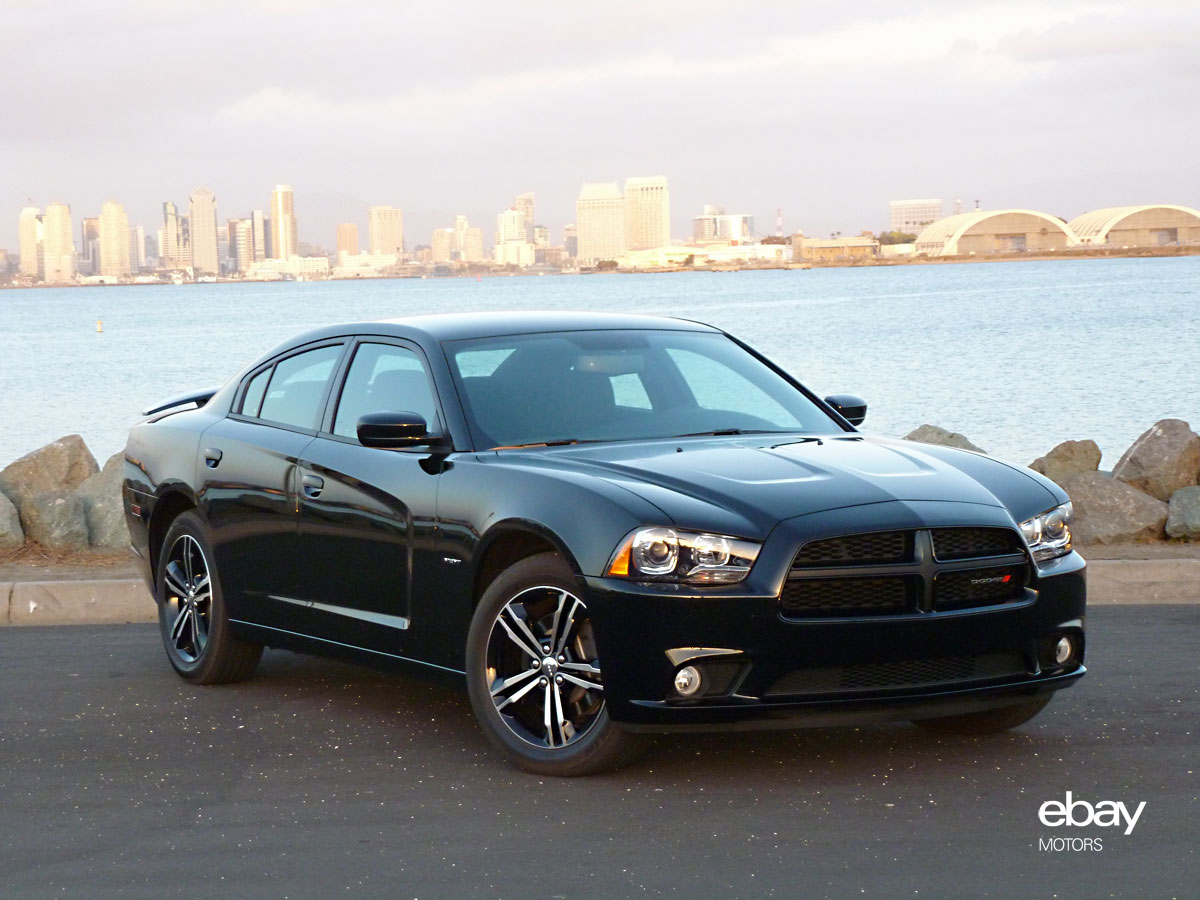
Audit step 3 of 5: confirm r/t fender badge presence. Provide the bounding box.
[443,557,463,565]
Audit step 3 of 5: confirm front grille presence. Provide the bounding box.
[781,526,1029,619]
[931,527,1023,560]
[792,531,911,567]
[779,576,915,618]
[763,653,1027,696]
[934,566,1027,610]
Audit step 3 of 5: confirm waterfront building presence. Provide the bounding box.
[189,187,219,275]
[270,185,298,260]
[431,227,454,263]
[18,206,42,279]
[368,205,404,257]
[494,207,533,267]
[1067,205,1200,246]
[793,234,880,262]
[915,210,1077,256]
[625,176,670,251]
[336,223,359,256]
[98,201,131,277]
[889,199,943,235]
[462,225,484,263]
[160,201,191,269]
[563,224,578,259]
[494,239,534,267]
[533,225,549,248]
[576,183,626,264]
[692,205,754,244]
[515,192,535,243]
[42,203,76,284]
[251,209,267,261]
[129,225,146,272]
[246,255,329,279]
[80,217,100,274]
[227,218,253,272]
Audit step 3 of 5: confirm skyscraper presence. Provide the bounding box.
[368,206,404,256]
[98,201,131,277]
[228,218,253,272]
[161,201,190,269]
[431,227,454,263]
[80,217,100,273]
[515,192,535,243]
[18,206,42,278]
[625,176,670,250]
[336,223,359,256]
[37,203,75,283]
[189,187,219,275]
[576,183,626,263]
[270,185,298,260]
[129,225,147,272]
[251,209,267,261]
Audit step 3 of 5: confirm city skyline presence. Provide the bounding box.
[2,2,1196,254]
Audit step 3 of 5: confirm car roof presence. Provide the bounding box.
[285,311,721,346]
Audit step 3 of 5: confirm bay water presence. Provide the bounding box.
[1,255,1197,470]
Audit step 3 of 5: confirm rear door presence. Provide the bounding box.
[199,341,346,626]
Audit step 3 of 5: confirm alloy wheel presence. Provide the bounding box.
[162,533,212,664]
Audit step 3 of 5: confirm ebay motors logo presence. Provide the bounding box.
[1037,791,1146,852]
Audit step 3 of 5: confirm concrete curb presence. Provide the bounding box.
[1,579,154,626]
[0,560,1196,626]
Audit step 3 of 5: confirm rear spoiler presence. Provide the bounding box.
[143,388,219,417]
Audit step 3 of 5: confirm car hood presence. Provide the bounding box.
[498,434,1061,538]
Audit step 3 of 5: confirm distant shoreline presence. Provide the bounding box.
[3,244,1198,289]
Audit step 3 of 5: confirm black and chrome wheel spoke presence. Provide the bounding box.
[163,532,213,665]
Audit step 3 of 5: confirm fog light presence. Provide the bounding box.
[1054,636,1074,665]
[674,665,702,697]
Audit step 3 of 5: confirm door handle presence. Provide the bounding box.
[203,448,223,468]
[301,474,324,499]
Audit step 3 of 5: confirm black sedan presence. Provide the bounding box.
[123,311,1085,775]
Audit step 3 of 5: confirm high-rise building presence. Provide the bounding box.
[161,201,190,269]
[515,192,535,243]
[18,206,42,278]
[889,199,943,235]
[98,201,131,277]
[188,188,219,275]
[41,203,76,283]
[270,185,298,260]
[563,224,578,259]
[462,227,484,263]
[251,209,267,261]
[495,207,525,244]
[431,228,454,263]
[533,225,549,248]
[576,183,626,263]
[227,218,253,272]
[336,223,359,256]
[625,176,670,251]
[80,217,100,273]
[368,206,404,256]
[128,225,147,272]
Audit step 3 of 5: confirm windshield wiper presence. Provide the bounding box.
[675,428,792,438]
[490,438,586,450]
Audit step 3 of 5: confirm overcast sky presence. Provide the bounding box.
[2,0,1198,252]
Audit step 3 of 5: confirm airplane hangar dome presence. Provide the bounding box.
[915,210,1077,257]
[1067,205,1200,246]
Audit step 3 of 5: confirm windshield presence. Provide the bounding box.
[444,329,840,449]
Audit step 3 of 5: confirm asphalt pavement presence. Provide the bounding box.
[1,607,1196,899]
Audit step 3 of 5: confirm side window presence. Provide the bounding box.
[257,344,343,429]
[240,367,271,417]
[667,348,800,427]
[333,343,439,439]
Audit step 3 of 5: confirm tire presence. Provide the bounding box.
[465,553,647,776]
[914,695,1052,735]
[156,510,262,685]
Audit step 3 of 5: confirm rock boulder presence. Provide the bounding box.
[1166,486,1200,540]
[20,493,90,552]
[1029,439,1102,485]
[0,489,23,550]
[1056,472,1168,544]
[75,452,129,551]
[1111,419,1200,501]
[0,435,99,509]
[903,425,985,454]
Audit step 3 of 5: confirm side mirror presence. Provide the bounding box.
[824,394,867,426]
[357,411,444,449]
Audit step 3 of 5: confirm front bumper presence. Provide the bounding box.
[583,548,1087,729]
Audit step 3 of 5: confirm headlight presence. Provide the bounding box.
[607,527,761,584]
[1020,502,1073,563]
